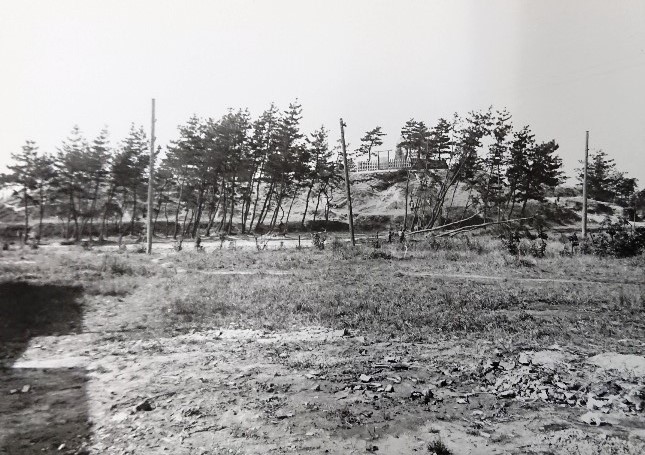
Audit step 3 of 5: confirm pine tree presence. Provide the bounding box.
[4,141,40,242]
[356,126,385,163]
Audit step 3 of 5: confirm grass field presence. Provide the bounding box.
[1,237,644,454]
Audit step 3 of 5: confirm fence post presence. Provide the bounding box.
[298,235,301,248]
[377,154,380,170]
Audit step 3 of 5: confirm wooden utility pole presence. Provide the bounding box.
[582,130,589,238]
[339,118,355,246]
[146,99,156,254]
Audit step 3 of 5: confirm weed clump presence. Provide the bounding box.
[427,439,452,455]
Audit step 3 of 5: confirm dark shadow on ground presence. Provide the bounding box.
[0,281,90,454]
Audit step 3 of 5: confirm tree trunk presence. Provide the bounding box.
[285,192,297,228]
[301,184,314,228]
[23,187,29,244]
[403,171,411,229]
[191,187,205,238]
[269,193,283,231]
[181,209,192,238]
[205,198,220,237]
[227,176,236,234]
[324,189,332,221]
[248,164,265,232]
[37,185,45,244]
[129,188,138,236]
[313,187,323,221]
[520,197,529,217]
[86,180,100,243]
[70,190,79,241]
[255,180,275,231]
[99,185,115,242]
[163,200,169,237]
[173,179,185,239]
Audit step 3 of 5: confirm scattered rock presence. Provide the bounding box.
[312,384,321,391]
[275,411,293,420]
[500,360,516,371]
[359,374,372,383]
[518,353,531,365]
[384,385,394,393]
[135,399,153,412]
[586,395,609,411]
[21,385,30,393]
[498,390,515,398]
[580,412,610,426]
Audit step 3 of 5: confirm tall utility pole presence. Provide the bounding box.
[146,99,156,254]
[582,130,589,238]
[339,118,355,246]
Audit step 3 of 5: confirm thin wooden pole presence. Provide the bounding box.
[582,130,589,238]
[340,118,355,246]
[147,99,156,254]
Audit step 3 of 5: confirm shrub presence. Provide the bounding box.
[581,220,645,258]
[427,439,452,455]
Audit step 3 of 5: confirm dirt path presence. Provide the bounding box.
[3,327,644,454]
[172,265,644,286]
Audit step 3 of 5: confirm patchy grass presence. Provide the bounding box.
[1,240,643,351]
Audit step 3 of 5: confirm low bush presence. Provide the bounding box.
[581,221,645,258]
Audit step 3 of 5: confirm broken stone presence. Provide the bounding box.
[456,398,468,404]
[518,353,531,365]
[498,390,515,398]
[312,384,321,391]
[384,385,394,393]
[359,374,372,383]
[500,360,516,371]
[586,395,609,411]
[580,412,610,426]
[135,399,153,412]
[9,389,18,394]
[57,444,66,451]
[555,382,568,390]
[21,385,30,393]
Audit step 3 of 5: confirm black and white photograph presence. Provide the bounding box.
[1,1,644,453]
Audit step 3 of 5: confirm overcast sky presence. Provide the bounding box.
[1,0,644,184]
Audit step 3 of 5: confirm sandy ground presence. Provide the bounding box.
[2,321,644,454]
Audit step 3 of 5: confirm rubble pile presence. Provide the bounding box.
[479,352,644,415]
